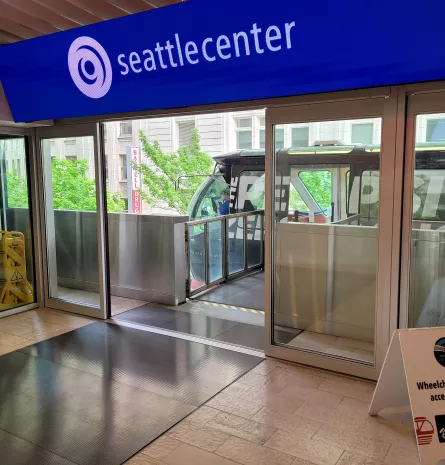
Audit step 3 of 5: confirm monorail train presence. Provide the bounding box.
[186,141,445,288]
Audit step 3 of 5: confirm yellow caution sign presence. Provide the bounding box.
[0,231,33,310]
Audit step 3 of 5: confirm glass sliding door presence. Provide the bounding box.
[266,94,397,379]
[37,124,108,318]
[401,91,445,330]
[0,133,36,312]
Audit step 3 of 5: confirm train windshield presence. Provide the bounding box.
[187,174,229,220]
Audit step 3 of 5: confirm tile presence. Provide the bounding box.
[358,417,416,448]
[21,328,72,343]
[384,445,420,465]
[161,313,238,338]
[168,425,230,452]
[313,425,391,461]
[126,455,166,465]
[274,327,302,345]
[252,407,321,437]
[265,430,344,465]
[240,386,305,414]
[304,390,343,409]
[0,331,30,348]
[295,402,335,423]
[222,382,252,397]
[318,377,376,402]
[327,397,370,429]
[249,359,280,376]
[0,322,36,336]
[163,443,240,465]
[237,371,291,391]
[216,436,294,465]
[277,384,318,402]
[207,411,277,444]
[181,406,220,428]
[0,343,15,355]
[337,451,385,465]
[267,366,325,389]
[214,322,265,350]
[207,393,263,418]
[141,436,180,460]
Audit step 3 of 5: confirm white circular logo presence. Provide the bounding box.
[68,36,112,99]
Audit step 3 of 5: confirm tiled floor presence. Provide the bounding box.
[0,308,419,465]
[125,361,419,465]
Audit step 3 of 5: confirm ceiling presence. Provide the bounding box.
[0,0,182,45]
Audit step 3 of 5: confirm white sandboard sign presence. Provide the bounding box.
[370,328,445,465]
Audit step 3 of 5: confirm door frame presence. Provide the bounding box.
[399,86,445,329]
[35,123,109,319]
[264,88,400,380]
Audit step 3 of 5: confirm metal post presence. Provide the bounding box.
[243,214,248,271]
[204,222,209,285]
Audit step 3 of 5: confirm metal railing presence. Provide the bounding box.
[186,210,264,297]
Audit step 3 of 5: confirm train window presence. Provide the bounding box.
[299,170,333,214]
[289,184,309,212]
[236,171,265,212]
[187,175,229,220]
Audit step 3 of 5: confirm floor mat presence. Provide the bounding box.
[115,304,299,351]
[0,322,261,465]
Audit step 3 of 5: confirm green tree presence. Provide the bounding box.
[289,171,333,212]
[6,170,29,208]
[6,159,126,212]
[133,128,214,215]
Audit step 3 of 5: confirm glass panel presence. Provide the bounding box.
[41,136,100,308]
[189,224,206,291]
[236,131,252,149]
[228,217,245,275]
[208,221,223,282]
[236,118,251,128]
[275,127,285,150]
[292,127,309,147]
[0,136,36,311]
[247,214,263,268]
[351,123,373,144]
[236,171,265,212]
[409,113,445,328]
[272,117,382,364]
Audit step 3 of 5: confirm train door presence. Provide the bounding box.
[400,90,445,332]
[265,92,398,379]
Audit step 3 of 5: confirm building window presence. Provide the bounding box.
[258,117,284,149]
[177,120,196,147]
[351,123,373,145]
[119,154,127,181]
[66,156,77,161]
[120,121,133,137]
[291,127,309,147]
[275,126,285,150]
[426,119,445,141]
[235,118,252,149]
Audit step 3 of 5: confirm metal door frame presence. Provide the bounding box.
[35,123,109,319]
[264,88,400,380]
[399,85,445,329]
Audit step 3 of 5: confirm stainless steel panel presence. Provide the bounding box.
[44,210,188,306]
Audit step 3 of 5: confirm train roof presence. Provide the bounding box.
[212,142,445,166]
